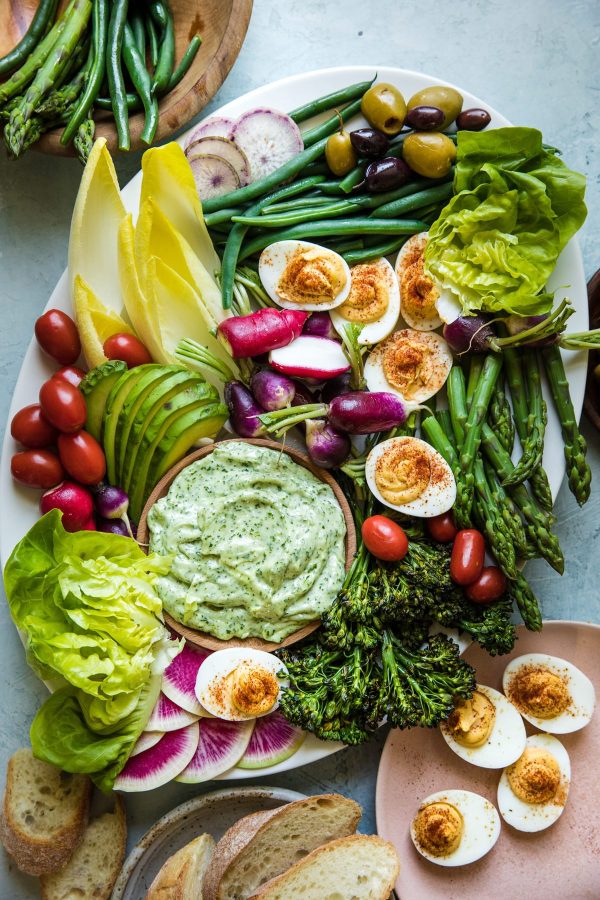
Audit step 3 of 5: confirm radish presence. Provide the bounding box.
[303,312,339,341]
[129,730,164,758]
[145,692,200,732]
[231,108,303,181]
[225,382,268,438]
[81,518,96,530]
[188,154,240,200]
[93,484,134,537]
[114,722,199,792]
[40,482,94,532]
[269,336,350,380]
[161,644,211,716]
[305,420,351,469]
[217,308,308,359]
[320,372,352,403]
[97,518,129,536]
[184,116,235,145]
[260,391,412,436]
[237,710,305,770]
[187,137,251,186]
[250,370,296,411]
[176,718,254,783]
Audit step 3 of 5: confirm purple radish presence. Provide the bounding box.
[251,370,296,410]
[114,722,199,792]
[260,391,410,436]
[225,382,267,438]
[231,108,303,181]
[269,336,351,380]
[130,731,164,758]
[184,116,235,146]
[146,693,200,732]
[187,137,251,186]
[443,315,499,354]
[303,312,339,341]
[162,644,211,716]
[96,518,129,536]
[237,710,306,770]
[320,372,352,403]
[176,718,254,783]
[291,380,314,406]
[305,420,351,468]
[188,154,240,199]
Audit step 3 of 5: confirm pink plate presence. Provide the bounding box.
[376,621,600,900]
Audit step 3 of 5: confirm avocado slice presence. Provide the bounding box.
[79,360,127,443]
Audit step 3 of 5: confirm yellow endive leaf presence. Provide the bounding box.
[73,275,134,369]
[117,215,165,364]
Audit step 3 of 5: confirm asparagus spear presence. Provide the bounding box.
[36,65,87,117]
[446,365,468,446]
[473,458,518,579]
[483,459,530,560]
[73,110,95,164]
[488,373,514,455]
[509,571,542,632]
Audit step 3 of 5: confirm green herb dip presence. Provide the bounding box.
[147,441,347,641]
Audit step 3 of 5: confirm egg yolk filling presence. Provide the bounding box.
[508,665,571,719]
[400,240,439,322]
[507,747,562,804]
[414,802,464,856]
[230,663,279,716]
[277,247,347,305]
[447,691,496,747]
[338,263,389,323]
[381,334,440,400]
[375,441,431,505]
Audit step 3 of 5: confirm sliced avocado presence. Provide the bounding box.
[79,360,127,442]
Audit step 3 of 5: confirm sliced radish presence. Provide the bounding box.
[146,692,200,732]
[176,718,254,783]
[269,335,351,380]
[185,116,235,146]
[114,723,199,792]
[187,137,251,186]
[189,154,240,200]
[162,644,212,716]
[231,108,303,181]
[130,730,165,757]
[237,710,305,770]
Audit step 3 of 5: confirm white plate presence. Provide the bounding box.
[0,66,589,781]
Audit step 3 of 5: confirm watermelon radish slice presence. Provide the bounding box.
[115,722,199,792]
[237,710,306,770]
[130,730,164,757]
[185,116,235,146]
[176,718,254,783]
[189,154,240,199]
[162,643,212,716]
[187,137,251,186]
[146,692,200,732]
[231,108,303,181]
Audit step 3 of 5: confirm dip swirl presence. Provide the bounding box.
[148,442,346,641]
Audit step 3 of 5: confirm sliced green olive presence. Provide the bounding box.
[361,83,407,135]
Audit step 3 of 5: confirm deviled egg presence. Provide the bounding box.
[440,684,527,769]
[497,733,570,832]
[330,257,400,345]
[395,232,461,329]
[503,653,595,734]
[364,328,453,404]
[259,240,351,310]
[410,789,501,866]
[195,648,288,722]
[365,436,456,517]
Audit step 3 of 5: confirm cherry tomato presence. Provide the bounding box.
[11,404,58,449]
[426,511,458,543]
[11,449,64,489]
[466,566,508,603]
[57,431,106,485]
[362,515,409,561]
[39,378,87,433]
[53,365,86,388]
[450,528,486,585]
[103,333,152,368]
[34,309,81,366]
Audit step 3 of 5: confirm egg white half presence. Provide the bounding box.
[395,233,443,331]
[503,653,595,733]
[365,436,456,518]
[497,733,570,832]
[195,647,288,721]
[330,257,400,346]
[258,240,352,311]
[364,328,453,404]
[440,684,527,769]
[410,789,501,867]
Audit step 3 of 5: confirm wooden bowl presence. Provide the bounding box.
[0,0,253,155]
[584,268,600,431]
[137,438,357,652]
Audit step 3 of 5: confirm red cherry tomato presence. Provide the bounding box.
[57,431,106,485]
[426,511,458,543]
[450,529,486,586]
[466,566,508,603]
[39,378,87,433]
[53,365,86,388]
[10,404,58,449]
[11,449,64,489]
[34,309,81,366]
[362,515,409,561]
[103,333,152,368]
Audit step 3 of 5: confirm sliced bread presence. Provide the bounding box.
[0,748,92,876]
[39,795,127,900]
[146,833,216,899]
[247,834,400,900]
[203,793,361,900]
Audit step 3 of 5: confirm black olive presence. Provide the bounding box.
[365,157,412,192]
[405,105,445,131]
[456,108,491,131]
[349,127,390,159]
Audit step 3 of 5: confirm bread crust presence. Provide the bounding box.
[146,833,215,900]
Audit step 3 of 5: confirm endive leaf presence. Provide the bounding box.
[72,275,134,369]
[117,215,165,364]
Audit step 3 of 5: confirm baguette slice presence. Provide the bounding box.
[203,793,361,900]
[248,834,400,900]
[0,748,92,876]
[39,796,127,900]
[146,833,215,899]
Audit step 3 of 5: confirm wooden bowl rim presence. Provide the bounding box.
[137,437,357,652]
[583,268,600,431]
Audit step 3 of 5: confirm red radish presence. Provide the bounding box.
[40,481,94,532]
[53,366,86,388]
[185,116,235,146]
[11,404,58,449]
[303,312,339,341]
[176,718,254,783]
[114,722,199,792]
[81,518,96,531]
[251,369,296,411]
[237,710,305,770]
[231,108,303,181]
[11,449,64,489]
[146,692,200,732]
[225,382,267,438]
[162,644,211,716]
[189,154,240,199]
[129,731,164,758]
[269,335,350,380]
[217,308,308,359]
[305,420,350,468]
[187,137,251,185]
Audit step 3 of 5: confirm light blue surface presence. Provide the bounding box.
[0,0,599,895]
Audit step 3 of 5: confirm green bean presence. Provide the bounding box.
[301,97,363,147]
[262,194,337,214]
[372,182,453,219]
[299,161,331,177]
[61,0,108,144]
[0,0,59,77]
[338,166,366,193]
[129,11,145,57]
[341,237,407,266]
[204,208,244,228]
[289,77,375,123]
[0,0,72,103]
[317,180,348,195]
[149,0,167,28]
[152,6,175,93]
[169,34,201,90]
[106,0,130,151]
[122,23,157,144]
[146,16,159,67]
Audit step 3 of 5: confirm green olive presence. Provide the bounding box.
[325,130,357,176]
[407,86,463,130]
[361,83,407,135]
[402,132,457,179]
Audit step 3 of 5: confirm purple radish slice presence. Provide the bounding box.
[231,108,304,181]
[130,730,164,757]
[162,644,212,716]
[176,718,254,783]
[269,335,351,380]
[186,137,251,186]
[189,154,240,200]
[236,710,306,770]
[303,311,340,341]
[146,692,200,732]
[114,722,199,792]
[184,116,235,146]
